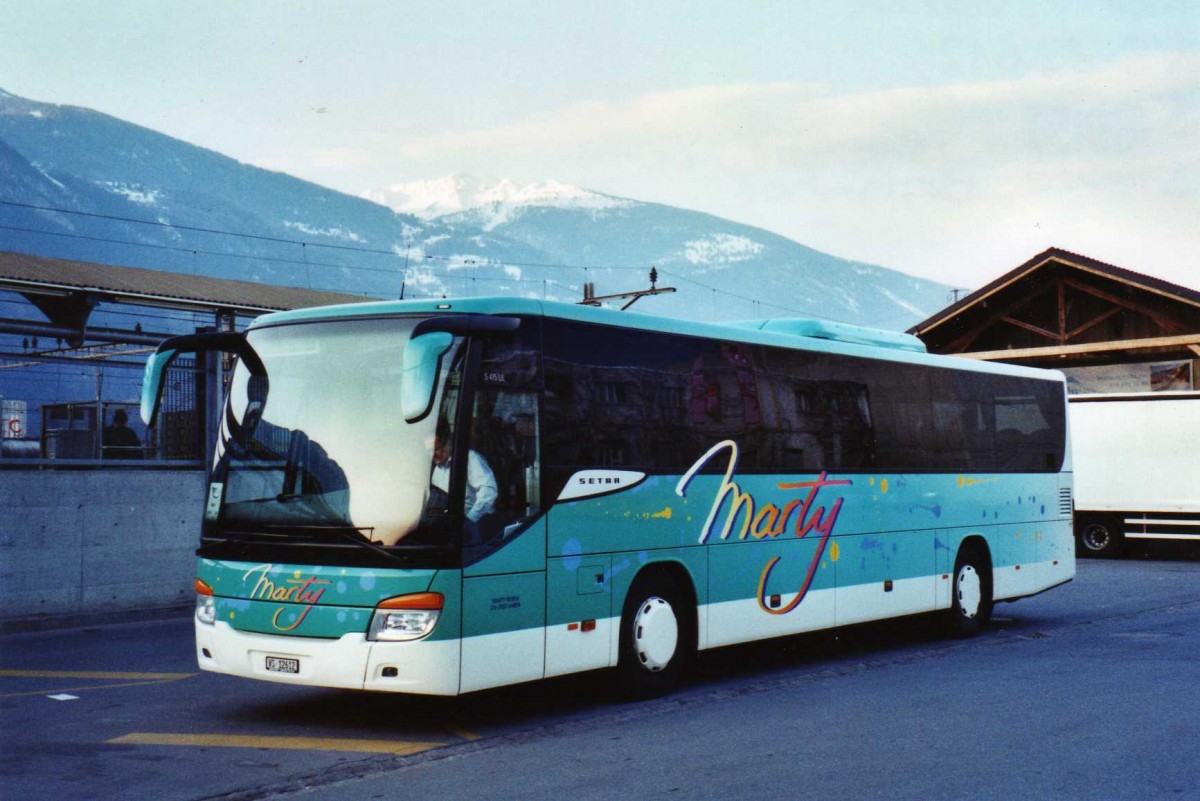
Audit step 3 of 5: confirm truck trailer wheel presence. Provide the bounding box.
[1076,514,1124,558]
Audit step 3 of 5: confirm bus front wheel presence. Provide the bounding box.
[617,572,691,698]
[944,545,993,638]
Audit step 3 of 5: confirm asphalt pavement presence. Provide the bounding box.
[2,548,1197,801]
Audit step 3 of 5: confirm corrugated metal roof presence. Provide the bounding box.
[0,250,372,313]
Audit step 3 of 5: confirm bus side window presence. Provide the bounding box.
[471,330,542,541]
[471,389,540,523]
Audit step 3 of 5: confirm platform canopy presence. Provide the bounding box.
[1,249,368,315]
[0,250,371,347]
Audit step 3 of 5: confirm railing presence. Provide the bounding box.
[2,360,206,468]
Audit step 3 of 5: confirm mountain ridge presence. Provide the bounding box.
[0,88,950,328]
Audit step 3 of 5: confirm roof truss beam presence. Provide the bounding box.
[946,280,1058,352]
[1061,276,1189,336]
[1000,315,1060,343]
[957,333,1200,361]
[945,268,1195,355]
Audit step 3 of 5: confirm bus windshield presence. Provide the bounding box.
[213,317,461,547]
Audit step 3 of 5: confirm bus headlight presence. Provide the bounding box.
[368,592,443,642]
[195,578,216,625]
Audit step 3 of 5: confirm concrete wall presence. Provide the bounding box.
[0,469,205,623]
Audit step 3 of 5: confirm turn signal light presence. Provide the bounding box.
[377,592,443,610]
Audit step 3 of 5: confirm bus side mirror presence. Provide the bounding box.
[140,347,178,428]
[140,331,266,429]
[402,331,454,423]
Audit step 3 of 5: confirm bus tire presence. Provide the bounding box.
[1075,514,1124,558]
[616,572,690,698]
[944,544,992,638]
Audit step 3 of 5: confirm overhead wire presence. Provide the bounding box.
[0,220,605,301]
[0,198,819,317]
[0,200,649,273]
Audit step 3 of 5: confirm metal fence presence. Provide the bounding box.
[9,359,205,465]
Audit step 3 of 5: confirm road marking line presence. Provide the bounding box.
[48,694,79,701]
[107,733,448,755]
[443,725,481,741]
[0,678,186,699]
[0,670,197,680]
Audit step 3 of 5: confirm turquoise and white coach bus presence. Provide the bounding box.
[142,297,1075,696]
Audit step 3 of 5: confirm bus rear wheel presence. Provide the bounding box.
[617,573,691,698]
[944,545,993,638]
[1076,514,1124,558]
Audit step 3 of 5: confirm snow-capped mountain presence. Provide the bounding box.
[364,175,635,227]
[365,176,942,327]
[0,89,950,328]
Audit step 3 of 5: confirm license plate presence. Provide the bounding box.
[265,656,300,674]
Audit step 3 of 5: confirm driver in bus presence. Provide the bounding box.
[432,424,501,546]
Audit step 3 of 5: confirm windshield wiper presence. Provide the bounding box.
[213,509,452,565]
[275,523,419,566]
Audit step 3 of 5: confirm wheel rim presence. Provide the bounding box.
[1082,523,1110,552]
[632,596,679,672]
[956,564,982,619]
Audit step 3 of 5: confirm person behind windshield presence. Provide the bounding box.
[431,424,500,545]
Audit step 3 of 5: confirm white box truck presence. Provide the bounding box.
[1070,391,1200,556]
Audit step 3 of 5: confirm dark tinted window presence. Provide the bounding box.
[543,321,708,474]
[541,319,1065,481]
[470,322,543,525]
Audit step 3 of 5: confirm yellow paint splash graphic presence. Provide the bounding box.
[650,507,673,520]
[957,475,999,487]
[830,541,840,562]
[880,479,889,494]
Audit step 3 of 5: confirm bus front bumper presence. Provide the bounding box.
[195,619,462,696]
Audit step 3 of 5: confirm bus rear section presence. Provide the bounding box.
[1070,392,1200,556]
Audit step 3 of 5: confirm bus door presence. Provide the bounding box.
[454,325,548,693]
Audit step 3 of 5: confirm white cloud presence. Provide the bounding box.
[390,53,1200,288]
[259,146,376,177]
[397,82,829,174]
[401,53,1199,168]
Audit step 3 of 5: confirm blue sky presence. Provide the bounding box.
[3,0,1198,288]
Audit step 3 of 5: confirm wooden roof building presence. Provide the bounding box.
[908,248,1200,373]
